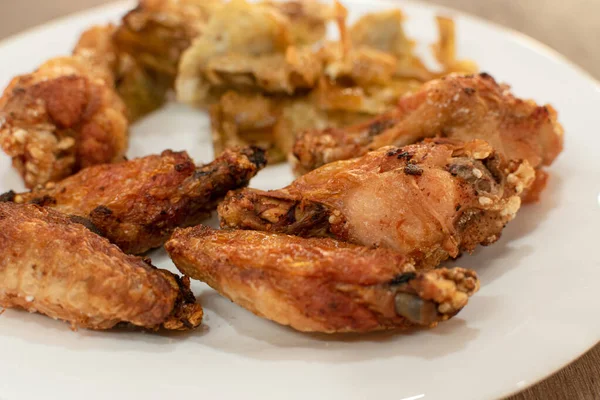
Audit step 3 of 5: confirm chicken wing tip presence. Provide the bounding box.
[158,273,204,331]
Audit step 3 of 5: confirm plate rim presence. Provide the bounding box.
[0,1,598,399]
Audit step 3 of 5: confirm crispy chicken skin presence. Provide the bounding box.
[166,226,479,333]
[0,29,129,189]
[176,0,303,106]
[4,146,266,254]
[220,139,534,269]
[0,202,202,330]
[292,74,564,197]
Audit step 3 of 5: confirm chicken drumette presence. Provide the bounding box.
[2,146,266,254]
[0,25,129,189]
[166,226,479,333]
[220,139,534,270]
[292,73,563,201]
[0,202,203,331]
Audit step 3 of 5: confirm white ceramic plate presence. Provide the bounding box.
[1,1,599,399]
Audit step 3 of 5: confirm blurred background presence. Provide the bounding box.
[0,0,598,78]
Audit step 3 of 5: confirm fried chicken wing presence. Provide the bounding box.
[4,146,266,254]
[0,25,130,189]
[220,139,534,269]
[166,226,479,333]
[0,202,202,330]
[292,74,564,197]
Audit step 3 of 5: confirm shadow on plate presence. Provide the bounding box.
[190,290,480,363]
[445,172,562,284]
[0,307,209,352]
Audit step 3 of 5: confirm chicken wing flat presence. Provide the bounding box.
[3,146,266,254]
[166,226,479,333]
[220,139,534,270]
[0,202,203,330]
[292,73,564,202]
[0,27,129,189]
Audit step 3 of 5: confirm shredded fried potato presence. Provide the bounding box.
[173,1,478,163]
[432,16,478,75]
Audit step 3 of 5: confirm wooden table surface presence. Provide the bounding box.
[0,1,598,399]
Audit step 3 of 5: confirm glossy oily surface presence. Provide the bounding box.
[0,1,599,399]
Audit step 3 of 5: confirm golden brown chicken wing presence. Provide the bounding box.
[210,91,285,163]
[0,202,202,330]
[4,146,266,254]
[166,226,479,333]
[0,27,129,189]
[220,139,534,270]
[292,73,564,197]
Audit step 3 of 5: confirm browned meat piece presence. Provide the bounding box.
[0,54,129,188]
[292,73,564,201]
[220,139,534,270]
[166,226,479,333]
[4,146,266,254]
[0,25,132,189]
[0,202,202,330]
